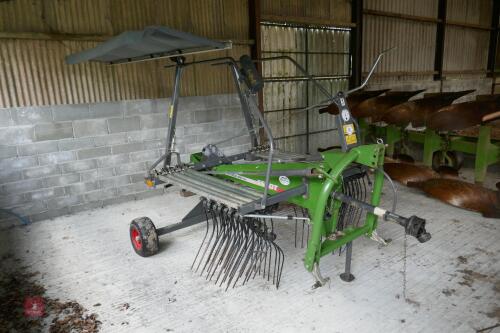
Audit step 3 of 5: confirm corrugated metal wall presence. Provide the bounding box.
[0,0,251,108]
[261,0,351,24]
[363,0,493,84]
[444,0,492,75]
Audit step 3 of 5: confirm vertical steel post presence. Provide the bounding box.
[434,0,447,88]
[349,0,363,89]
[305,28,310,154]
[164,58,184,168]
[339,241,355,282]
[487,0,500,93]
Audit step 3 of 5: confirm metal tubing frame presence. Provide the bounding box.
[156,200,206,236]
[157,53,388,213]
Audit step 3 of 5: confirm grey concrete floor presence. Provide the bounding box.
[1,168,499,332]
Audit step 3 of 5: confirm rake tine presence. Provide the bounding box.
[191,199,210,270]
[214,211,239,284]
[200,205,224,276]
[192,203,286,290]
[277,244,285,287]
[229,220,252,289]
[219,217,245,286]
[194,201,217,273]
[252,224,271,281]
[233,222,258,288]
[225,219,252,289]
[244,224,263,284]
[293,207,298,248]
[206,208,231,280]
[219,216,243,286]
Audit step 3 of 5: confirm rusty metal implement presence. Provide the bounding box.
[319,89,390,115]
[427,100,500,131]
[352,89,426,120]
[408,179,500,218]
[381,90,475,127]
[384,163,439,186]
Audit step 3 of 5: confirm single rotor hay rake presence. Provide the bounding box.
[67,27,430,289]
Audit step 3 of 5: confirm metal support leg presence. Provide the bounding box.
[474,125,490,184]
[385,125,402,157]
[339,241,355,282]
[423,129,441,167]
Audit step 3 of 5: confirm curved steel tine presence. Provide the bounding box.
[220,217,245,281]
[255,222,270,279]
[215,211,240,284]
[293,206,298,248]
[236,222,259,287]
[231,220,257,289]
[226,219,252,289]
[191,199,210,270]
[244,225,263,284]
[206,208,231,280]
[231,239,254,289]
[211,210,235,278]
[272,240,284,287]
[200,206,224,276]
[278,244,285,287]
[350,177,358,226]
[256,220,269,278]
[219,216,245,286]
[355,177,364,225]
[252,221,271,280]
[194,201,218,273]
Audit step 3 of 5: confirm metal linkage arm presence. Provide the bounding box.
[345,47,396,96]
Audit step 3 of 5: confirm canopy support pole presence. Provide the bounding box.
[164,56,185,168]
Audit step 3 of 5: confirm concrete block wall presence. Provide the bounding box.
[0,94,249,224]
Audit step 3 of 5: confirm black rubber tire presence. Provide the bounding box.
[130,217,159,257]
[432,151,464,171]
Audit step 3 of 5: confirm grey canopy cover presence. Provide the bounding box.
[66,26,230,65]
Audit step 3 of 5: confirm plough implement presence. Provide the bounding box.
[67,26,430,289]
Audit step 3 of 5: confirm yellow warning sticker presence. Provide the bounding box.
[169,105,174,118]
[346,134,358,145]
[343,124,355,135]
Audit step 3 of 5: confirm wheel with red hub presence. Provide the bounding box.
[130,217,159,257]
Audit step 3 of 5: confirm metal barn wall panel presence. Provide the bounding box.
[364,0,438,17]
[261,0,351,24]
[0,0,250,39]
[0,39,249,108]
[443,26,490,72]
[363,0,493,90]
[0,0,251,108]
[446,0,492,25]
[362,15,437,76]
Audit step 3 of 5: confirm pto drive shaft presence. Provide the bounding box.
[331,192,431,243]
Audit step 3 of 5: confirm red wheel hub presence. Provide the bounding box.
[131,227,142,250]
